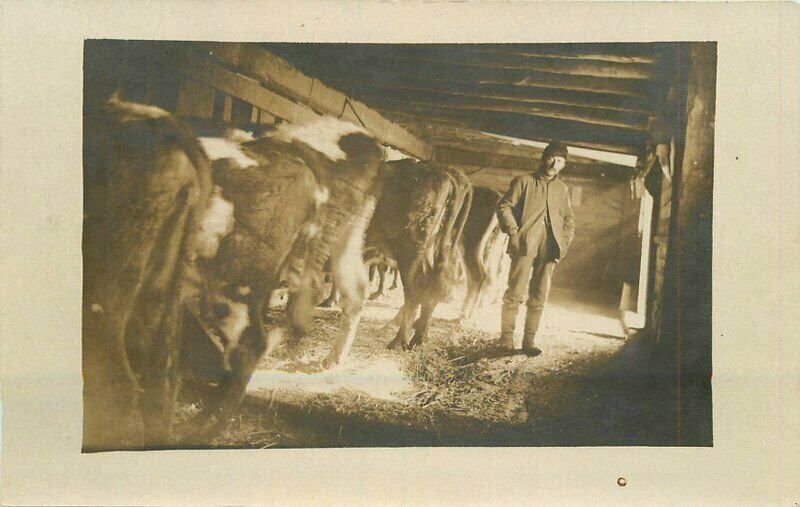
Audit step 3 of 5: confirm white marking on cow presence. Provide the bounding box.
[323,196,376,369]
[225,128,255,143]
[106,94,169,122]
[265,327,285,355]
[304,223,320,238]
[269,115,367,161]
[237,285,253,297]
[218,297,250,354]
[195,186,235,258]
[198,137,258,168]
[90,303,104,313]
[312,185,330,206]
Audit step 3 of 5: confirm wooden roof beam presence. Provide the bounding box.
[274,54,656,98]
[357,94,650,131]
[192,43,433,160]
[345,82,655,114]
[468,43,672,64]
[377,108,643,155]
[387,53,656,80]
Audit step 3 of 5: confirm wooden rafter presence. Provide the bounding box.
[265,46,659,98]
[342,82,655,114]
[382,53,656,80]
[359,93,650,131]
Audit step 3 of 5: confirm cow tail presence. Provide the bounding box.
[441,175,473,274]
[423,182,452,274]
[477,213,500,275]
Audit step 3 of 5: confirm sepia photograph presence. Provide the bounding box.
[2,2,798,505]
[83,40,714,451]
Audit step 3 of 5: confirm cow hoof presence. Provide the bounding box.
[182,414,224,446]
[387,337,405,351]
[318,298,336,308]
[368,291,383,301]
[320,353,342,371]
[408,336,423,350]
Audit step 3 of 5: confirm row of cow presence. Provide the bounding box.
[82,95,506,450]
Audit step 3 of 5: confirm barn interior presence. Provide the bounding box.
[84,40,714,447]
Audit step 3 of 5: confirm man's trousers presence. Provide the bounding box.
[500,222,559,345]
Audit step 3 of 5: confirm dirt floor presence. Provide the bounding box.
[181,280,691,448]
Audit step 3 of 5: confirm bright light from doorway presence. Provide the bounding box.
[481,132,639,167]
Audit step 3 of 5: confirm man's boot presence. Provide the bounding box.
[499,304,518,350]
[522,306,544,356]
[521,334,542,356]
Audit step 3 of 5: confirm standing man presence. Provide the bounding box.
[496,141,575,356]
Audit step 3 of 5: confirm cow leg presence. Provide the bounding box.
[83,300,143,450]
[368,263,388,300]
[380,306,405,332]
[460,273,481,322]
[319,281,339,308]
[387,298,418,351]
[409,299,437,349]
[321,260,367,369]
[321,206,372,369]
[389,267,399,290]
[137,301,183,447]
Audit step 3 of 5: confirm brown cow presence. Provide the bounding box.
[82,95,213,451]
[459,186,508,321]
[183,116,385,439]
[366,160,473,350]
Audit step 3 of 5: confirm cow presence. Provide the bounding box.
[364,247,400,300]
[82,94,213,451]
[458,186,508,321]
[365,160,473,351]
[318,246,399,307]
[182,115,385,439]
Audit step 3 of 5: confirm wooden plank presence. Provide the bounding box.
[259,109,276,124]
[222,95,233,122]
[367,95,649,131]
[375,106,645,155]
[178,51,319,125]
[196,43,433,159]
[671,43,715,415]
[267,46,654,98]
[473,46,662,65]
[348,82,655,114]
[372,57,652,97]
[385,52,656,80]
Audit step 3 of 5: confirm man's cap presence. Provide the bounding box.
[542,141,569,160]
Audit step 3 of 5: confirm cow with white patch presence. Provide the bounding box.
[183,116,384,438]
[365,160,473,350]
[82,94,212,450]
[458,186,508,321]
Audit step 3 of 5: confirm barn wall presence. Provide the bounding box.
[555,175,631,293]
[466,166,638,295]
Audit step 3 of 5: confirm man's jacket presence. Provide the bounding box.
[496,172,575,258]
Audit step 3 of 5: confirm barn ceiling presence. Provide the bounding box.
[264,43,681,157]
